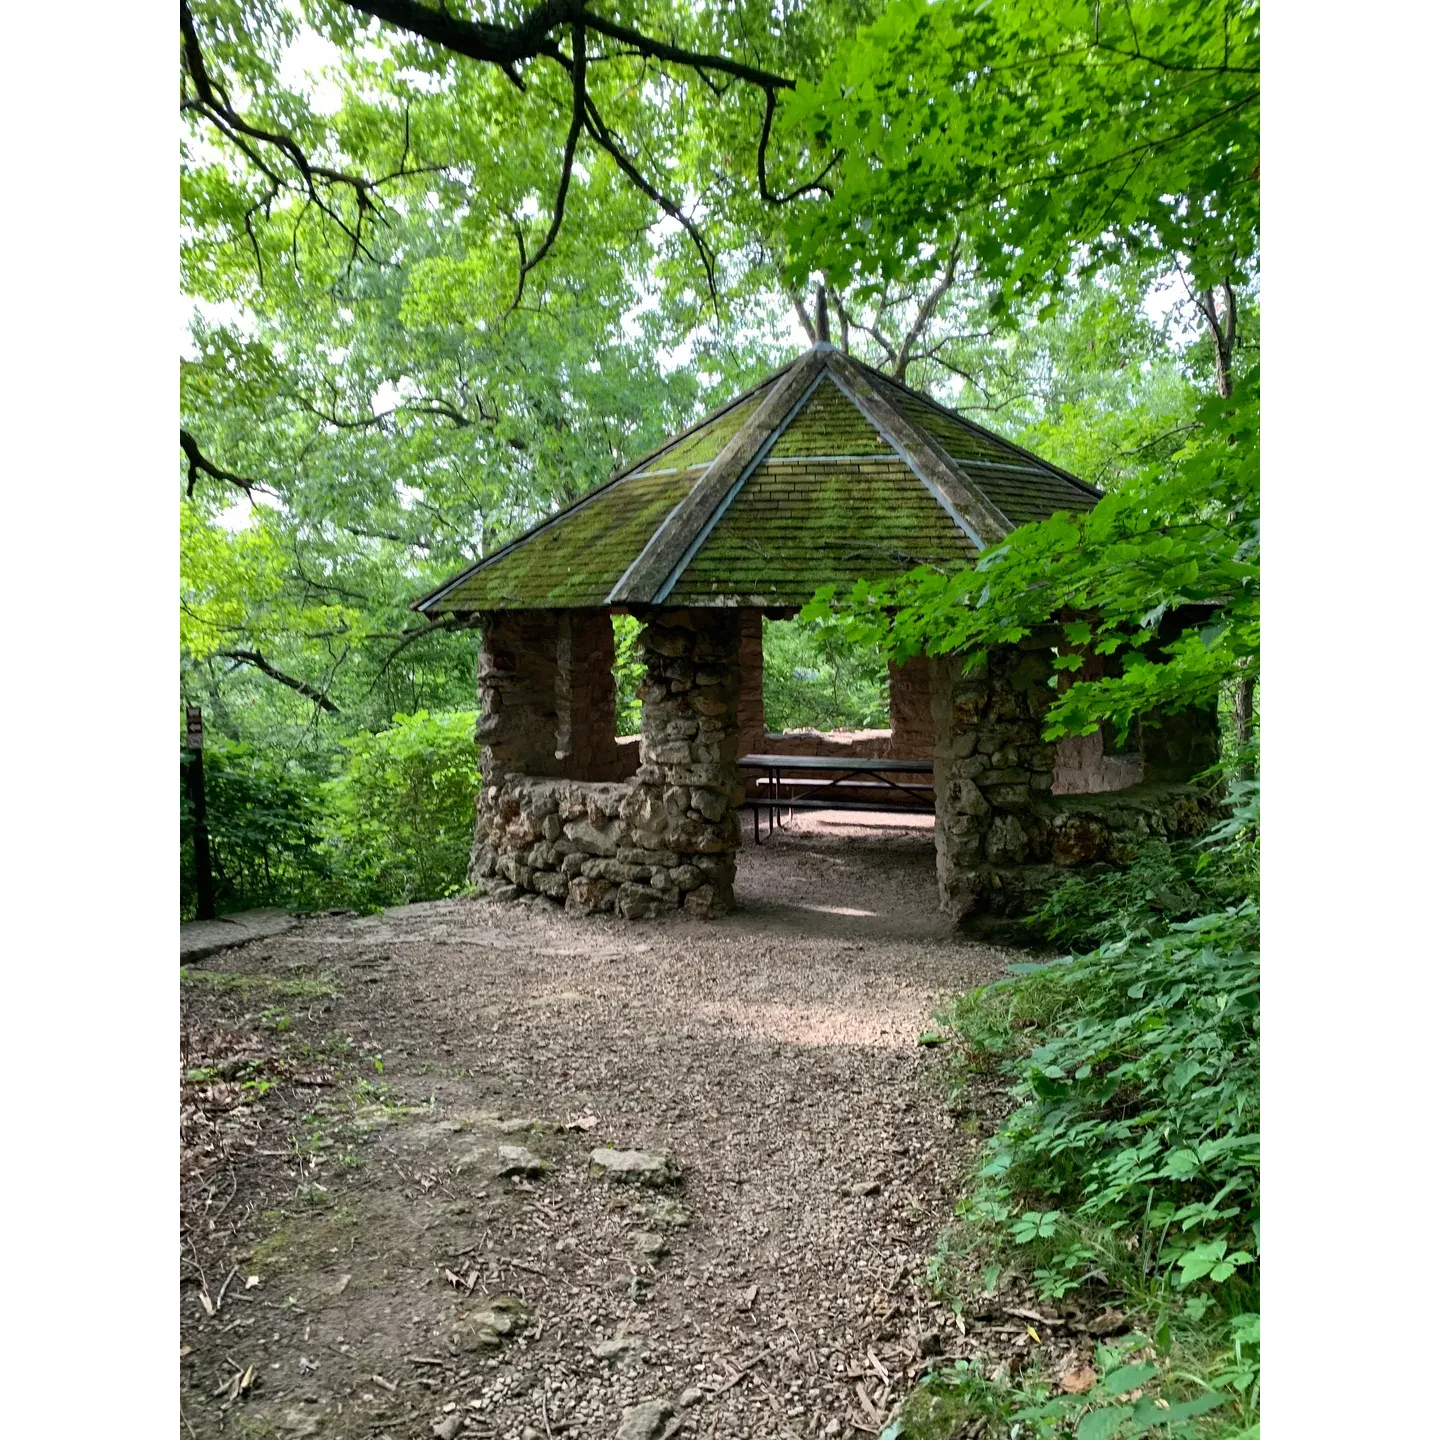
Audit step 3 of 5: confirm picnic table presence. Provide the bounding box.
[738,752,935,840]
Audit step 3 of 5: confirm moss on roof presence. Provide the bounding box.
[415,347,1097,615]
[437,467,696,609]
[868,371,1099,525]
[665,456,977,607]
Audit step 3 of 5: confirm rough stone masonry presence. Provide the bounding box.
[471,608,742,919]
[470,605,1218,924]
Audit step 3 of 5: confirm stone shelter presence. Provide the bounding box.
[413,344,1216,922]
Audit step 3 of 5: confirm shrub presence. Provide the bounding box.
[181,739,328,919]
[762,614,889,732]
[917,790,1261,1437]
[323,710,480,910]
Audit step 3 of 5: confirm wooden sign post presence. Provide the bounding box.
[185,705,216,922]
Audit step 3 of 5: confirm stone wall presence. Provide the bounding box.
[475,611,565,783]
[470,776,727,918]
[887,657,935,759]
[470,607,743,919]
[930,640,1215,921]
[1051,730,1145,795]
[737,609,765,756]
[620,608,743,916]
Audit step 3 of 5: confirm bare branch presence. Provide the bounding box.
[581,96,718,308]
[893,237,965,382]
[514,21,587,307]
[180,429,268,499]
[757,87,840,204]
[219,650,341,713]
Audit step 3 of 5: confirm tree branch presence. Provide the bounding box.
[180,429,268,499]
[219,650,342,713]
[514,20,587,307]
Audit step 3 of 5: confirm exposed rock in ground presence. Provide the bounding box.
[589,1146,681,1186]
[496,1143,547,1176]
[615,1398,673,1440]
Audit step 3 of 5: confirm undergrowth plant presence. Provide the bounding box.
[905,786,1260,1438]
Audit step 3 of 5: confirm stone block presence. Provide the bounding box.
[953,778,991,816]
[987,784,1035,810]
[690,787,729,822]
[532,870,569,901]
[985,814,1030,864]
[565,877,615,914]
[563,818,622,856]
[646,629,692,658]
[619,847,681,868]
[685,883,727,919]
[616,883,663,920]
[977,767,1031,786]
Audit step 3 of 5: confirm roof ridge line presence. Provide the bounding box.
[609,350,829,606]
[848,355,1101,500]
[824,353,1013,548]
[650,367,831,605]
[604,352,803,487]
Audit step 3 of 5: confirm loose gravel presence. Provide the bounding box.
[180,814,1020,1439]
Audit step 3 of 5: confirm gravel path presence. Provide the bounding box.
[180,815,1018,1439]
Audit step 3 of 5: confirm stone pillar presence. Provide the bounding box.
[555,610,623,781]
[621,608,743,918]
[737,609,765,756]
[471,611,563,884]
[930,639,1057,920]
[474,611,563,783]
[887,657,935,759]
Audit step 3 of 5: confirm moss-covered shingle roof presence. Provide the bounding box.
[414,347,1098,614]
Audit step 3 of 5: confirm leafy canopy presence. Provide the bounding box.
[781,0,1259,311]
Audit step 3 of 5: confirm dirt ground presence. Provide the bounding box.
[179,815,1042,1440]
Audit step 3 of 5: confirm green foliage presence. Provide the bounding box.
[915,782,1260,1435]
[181,711,481,918]
[937,806,1258,1391]
[761,615,889,732]
[324,710,480,910]
[806,384,1258,745]
[1028,799,1257,951]
[613,615,645,737]
[783,0,1259,314]
[886,1317,1258,1438]
[181,739,328,919]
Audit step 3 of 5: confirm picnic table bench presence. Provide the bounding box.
[738,752,935,840]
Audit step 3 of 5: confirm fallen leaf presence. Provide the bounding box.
[1060,1365,1097,1395]
[245,1275,260,1290]
[1026,1326,1041,1344]
[1088,1308,1128,1337]
[180,1344,192,1358]
[327,1273,352,1297]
